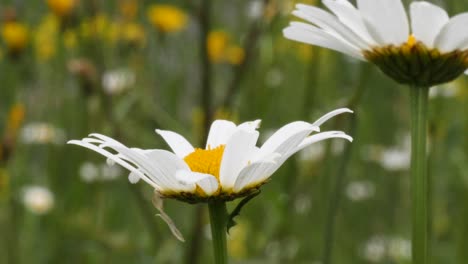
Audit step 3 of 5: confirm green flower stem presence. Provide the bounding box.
[410,85,430,264]
[208,200,228,264]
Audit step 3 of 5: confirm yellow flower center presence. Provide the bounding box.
[407,34,417,47]
[183,145,225,179]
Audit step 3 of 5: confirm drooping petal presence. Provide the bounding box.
[322,0,377,45]
[311,108,353,127]
[357,0,409,45]
[256,121,319,161]
[293,4,370,50]
[205,120,237,149]
[233,159,278,192]
[67,139,160,189]
[293,131,353,154]
[283,22,365,60]
[434,13,468,52]
[176,170,219,195]
[410,1,449,48]
[219,129,260,190]
[156,129,195,158]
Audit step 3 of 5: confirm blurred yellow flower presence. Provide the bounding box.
[147,4,188,33]
[227,46,245,65]
[5,103,26,137]
[208,31,230,63]
[120,22,146,46]
[47,0,77,17]
[80,14,119,44]
[119,0,139,20]
[1,22,29,53]
[207,30,245,65]
[34,14,59,61]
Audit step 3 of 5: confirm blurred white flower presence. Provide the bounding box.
[388,237,412,261]
[21,122,66,145]
[79,162,123,183]
[361,235,411,262]
[429,83,458,99]
[346,180,375,201]
[379,148,411,171]
[247,0,264,20]
[102,68,136,95]
[362,235,387,262]
[22,186,54,215]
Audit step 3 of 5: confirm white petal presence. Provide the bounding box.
[68,140,160,189]
[128,171,140,183]
[206,120,237,149]
[434,13,468,52]
[312,108,353,127]
[237,119,262,131]
[410,1,449,48]
[156,129,195,158]
[257,121,319,161]
[465,69,468,75]
[219,130,259,190]
[176,170,219,195]
[110,146,183,190]
[357,0,409,45]
[293,131,353,154]
[322,0,377,45]
[294,4,370,50]
[283,23,365,60]
[233,160,278,192]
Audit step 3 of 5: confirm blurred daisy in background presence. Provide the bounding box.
[346,180,375,202]
[361,235,411,262]
[22,185,55,215]
[21,122,66,145]
[79,162,123,183]
[284,0,468,86]
[102,68,136,95]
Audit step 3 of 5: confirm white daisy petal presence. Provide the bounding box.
[294,131,353,154]
[283,23,365,60]
[410,1,449,48]
[176,170,219,195]
[109,146,182,190]
[434,13,468,52]
[237,119,262,131]
[156,129,195,158]
[219,130,260,190]
[67,140,160,189]
[233,160,278,192]
[257,121,319,161]
[322,0,377,45]
[357,0,409,45]
[294,4,369,50]
[312,108,353,127]
[206,120,237,149]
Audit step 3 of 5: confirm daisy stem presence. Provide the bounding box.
[208,200,228,264]
[410,85,429,264]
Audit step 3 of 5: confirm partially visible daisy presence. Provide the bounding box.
[283,0,468,86]
[68,108,352,203]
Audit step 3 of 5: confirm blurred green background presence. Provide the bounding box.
[1,0,468,263]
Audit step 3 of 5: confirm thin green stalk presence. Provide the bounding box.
[410,86,429,264]
[208,201,228,264]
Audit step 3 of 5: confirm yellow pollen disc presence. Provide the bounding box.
[183,145,225,179]
[407,34,417,47]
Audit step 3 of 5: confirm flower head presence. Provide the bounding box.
[68,108,353,203]
[47,0,77,18]
[283,0,468,86]
[1,21,29,54]
[147,4,188,33]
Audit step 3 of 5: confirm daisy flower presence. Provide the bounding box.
[283,0,468,86]
[68,108,352,203]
